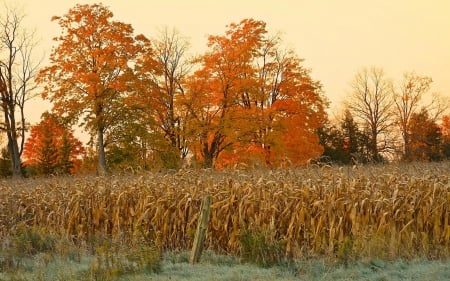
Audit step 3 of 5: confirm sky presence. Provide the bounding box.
[6,0,450,125]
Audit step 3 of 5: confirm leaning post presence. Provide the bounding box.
[190,194,212,264]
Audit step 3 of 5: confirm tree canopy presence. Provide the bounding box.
[17,3,449,175]
[37,3,146,174]
[184,19,327,168]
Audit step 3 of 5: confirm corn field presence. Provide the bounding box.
[1,163,449,259]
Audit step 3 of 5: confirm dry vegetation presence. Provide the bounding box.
[1,162,449,262]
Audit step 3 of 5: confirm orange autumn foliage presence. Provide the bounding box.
[23,114,85,175]
[441,115,450,140]
[37,10,327,170]
[37,3,146,174]
[406,109,442,161]
[184,19,327,168]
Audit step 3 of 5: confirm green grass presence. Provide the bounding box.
[1,250,449,281]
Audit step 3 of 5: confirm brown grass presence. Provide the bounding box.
[1,163,449,260]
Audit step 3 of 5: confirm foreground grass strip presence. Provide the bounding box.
[0,251,449,281]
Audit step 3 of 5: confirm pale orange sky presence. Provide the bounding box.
[8,0,450,124]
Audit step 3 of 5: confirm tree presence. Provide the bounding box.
[441,115,450,159]
[37,3,146,175]
[340,109,371,163]
[264,52,326,166]
[153,28,191,158]
[407,108,442,161]
[0,3,40,178]
[35,122,58,174]
[23,113,84,175]
[184,19,327,168]
[184,19,266,168]
[346,67,394,162]
[104,116,156,171]
[319,110,371,164]
[441,115,450,138]
[340,109,360,158]
[134,27,192,168]
[393,72,432,159]
[59,129,76,174]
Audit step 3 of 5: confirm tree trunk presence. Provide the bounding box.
[403,132,410,160]
[202,147,213,168]
[97,127,108,175]
[8,138,23,178]
[370,128,379,162]
[3,109,23,178]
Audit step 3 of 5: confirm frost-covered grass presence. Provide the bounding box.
[1,250,449,281]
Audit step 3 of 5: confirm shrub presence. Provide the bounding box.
[85,235,162,280]
[239,226,286,267]
[12,224,56,256]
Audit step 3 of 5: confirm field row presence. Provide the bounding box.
[1,164,449,259]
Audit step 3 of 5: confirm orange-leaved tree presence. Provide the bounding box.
[441,115,450,158]
[407,108,442,161]
[183,19,327,168]
[254,48,327,166]
[393,72,433,160]
[441,115,450,139]
[37,3,146,174]
[23,113,85,175]
[183,19,265,168]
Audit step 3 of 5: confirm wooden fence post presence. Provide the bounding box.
[190,194,212,264]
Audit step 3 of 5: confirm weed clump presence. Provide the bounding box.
[85,235,162,280]
[13,224,57,256]
[239,226,286,267]
[0,224,57,272]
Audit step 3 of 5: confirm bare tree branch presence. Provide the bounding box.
[0,3,40,177]
[346,67,394,161]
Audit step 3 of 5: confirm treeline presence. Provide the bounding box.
[320,68,450,164]
[320,108,450,165]
[0,3,448,177]
[1,3,327,176]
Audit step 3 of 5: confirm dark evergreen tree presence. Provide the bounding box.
[319,110,372,164]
